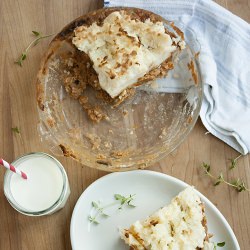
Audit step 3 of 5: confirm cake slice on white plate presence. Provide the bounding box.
[120,187,214,250]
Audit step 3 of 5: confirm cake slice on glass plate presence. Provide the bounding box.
[72,10,185,99]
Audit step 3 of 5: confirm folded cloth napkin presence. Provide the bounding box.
[104,0,250,155]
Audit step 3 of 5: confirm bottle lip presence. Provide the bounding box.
[3,152,69,216]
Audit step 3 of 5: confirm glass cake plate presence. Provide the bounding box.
[36,7,202,171]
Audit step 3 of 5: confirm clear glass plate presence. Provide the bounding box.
[36,7,202,171]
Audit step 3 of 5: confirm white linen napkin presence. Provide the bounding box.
[104,0,250,155]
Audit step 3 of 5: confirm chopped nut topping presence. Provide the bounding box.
[72,11,185,98]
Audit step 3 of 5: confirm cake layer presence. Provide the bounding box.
[121,187,214,250]
[72,11,184,98]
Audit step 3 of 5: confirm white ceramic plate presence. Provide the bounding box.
[70,170,240,250]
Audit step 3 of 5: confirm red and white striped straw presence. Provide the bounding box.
[0,159,28,180]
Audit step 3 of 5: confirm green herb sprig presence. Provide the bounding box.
[114,194,136,210]
[88,201,109,224]
[229,154,242,170]
[88,194,136,225]
[201,163,249,192]
[15,31,54,66]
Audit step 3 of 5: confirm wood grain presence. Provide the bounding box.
[0,0,249,249]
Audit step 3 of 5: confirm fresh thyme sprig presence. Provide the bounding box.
[11,126,20,134]
[88,194,136,225]
[15,31,54,66]
[114,194,136,210]
[201,163,250,192]
[92,201,109,217]
[88,201,110,224]
[229,154,242,170]
[88,215,99,225]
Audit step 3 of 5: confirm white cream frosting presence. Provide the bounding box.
[72,11,185,98]
[121,187,214,250]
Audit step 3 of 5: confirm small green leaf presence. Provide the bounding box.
[230,160,236,169]
[15,53,27,67]
[88,216,99,224]
[15,60,22,66]
[32,30,40,36]
[207,165,210,172]
[11,127,20,134]
[33,39,41,46]
[128,204,136,208]
[230,179,239,186]
[218,173,224,180]
[114,194,123,200]
[202,162,211,173]
[21,53,27,60]
[217,241,225,247]
[229,155,242,170]
[101,212,109,217]
[214,180,221,186]
[236,182,246,192]
[92,201,99,209]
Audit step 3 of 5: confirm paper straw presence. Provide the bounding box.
[0,158,28,179]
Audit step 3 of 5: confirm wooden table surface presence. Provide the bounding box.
[0,0,249,249]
